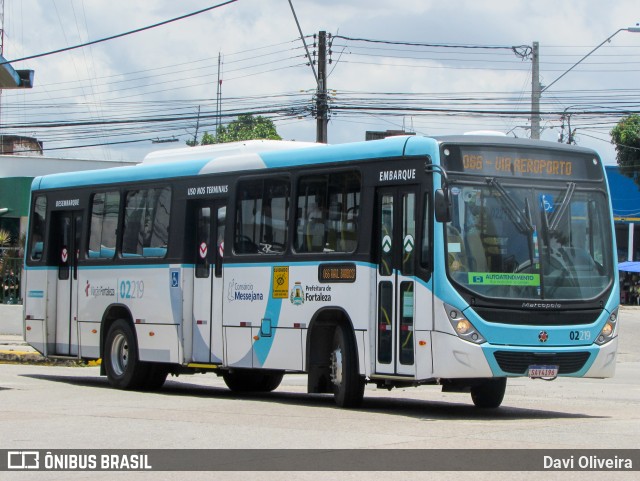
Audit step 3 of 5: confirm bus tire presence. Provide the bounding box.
[223,370,283,393]
[143,364,169,391]
[256,371,284,392]
[470,377,507,408]
[104,319,149,390]
[330,324,365,408]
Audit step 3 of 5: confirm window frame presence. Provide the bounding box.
[120,186,172,259]
[293,170,361,255]
[28,194,48,262]
[87,191,120,260]
[233,176,290,256]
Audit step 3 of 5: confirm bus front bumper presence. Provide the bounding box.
[431,331,618,379]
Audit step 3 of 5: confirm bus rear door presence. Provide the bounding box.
[52,210,83,356]
[192,201,226,363]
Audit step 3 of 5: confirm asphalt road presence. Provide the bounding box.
[1,307,639,481]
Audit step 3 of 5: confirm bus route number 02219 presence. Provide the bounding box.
[569,330,591,341]
[119,280,145,299]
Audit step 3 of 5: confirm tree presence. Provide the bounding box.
[201,115,281,145]
[0,229,10,248]
[611,114,640,183]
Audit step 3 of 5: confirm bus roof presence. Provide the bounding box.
[32,136,433,190]
[142,139,320,163]
[31,135,597,191]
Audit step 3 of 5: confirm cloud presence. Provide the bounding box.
[1,0,638,161]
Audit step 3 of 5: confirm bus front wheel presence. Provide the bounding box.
[330,324,365,408]
[470,378,507,408]
[104,319,149,390]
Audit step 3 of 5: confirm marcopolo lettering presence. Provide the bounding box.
[379,168,416,182]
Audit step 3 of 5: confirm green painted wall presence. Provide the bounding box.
[0,177,32,217]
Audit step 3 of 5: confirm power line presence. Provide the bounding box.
[333,35,532,59]
[1,0,238,66]
[287,0,318,84]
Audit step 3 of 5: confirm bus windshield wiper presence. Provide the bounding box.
[486,177,534,235]
[548,182,576,233]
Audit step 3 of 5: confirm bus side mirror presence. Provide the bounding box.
[434,189,452,223]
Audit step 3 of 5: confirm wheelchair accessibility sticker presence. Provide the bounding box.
[539,194,554,213]
[170,270,180,288]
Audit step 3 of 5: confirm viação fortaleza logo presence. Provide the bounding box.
[85,281,116,298]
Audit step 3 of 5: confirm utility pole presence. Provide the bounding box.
[531,41,541,140]
[216,52,223,135]
[193,105,201,145]
[316,31,328,144]
[0,0,5,132]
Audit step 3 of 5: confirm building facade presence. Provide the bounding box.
[0,154,137,303]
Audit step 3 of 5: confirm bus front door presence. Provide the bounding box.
[375,187,417,377]
[53,210,83,356]
[192,202,226,364]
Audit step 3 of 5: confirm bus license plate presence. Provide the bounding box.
[528,365,559,378]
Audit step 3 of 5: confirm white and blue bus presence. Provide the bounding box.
[23,135,619,408]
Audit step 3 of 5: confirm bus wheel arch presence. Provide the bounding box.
[100,305,134,361]
[306,307,365,407]
[100,305,149,390]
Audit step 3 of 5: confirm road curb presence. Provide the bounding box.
[0,349,99,366]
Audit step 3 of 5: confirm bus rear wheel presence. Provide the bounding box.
[470,378,507,408]
[330,324,365,408]
[143,364,169,391]
[104,319,149,390]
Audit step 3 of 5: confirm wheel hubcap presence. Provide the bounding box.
[330,347,343,386]
[110,333,129,377]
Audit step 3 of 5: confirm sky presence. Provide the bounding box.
[1,0,639,164]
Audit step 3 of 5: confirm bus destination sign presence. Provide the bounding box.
[462,154,574,177]
[442,145,602,181]
[318,263,357,283]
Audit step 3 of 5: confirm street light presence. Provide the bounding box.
[531,23,640,139]
[542,23,640,93]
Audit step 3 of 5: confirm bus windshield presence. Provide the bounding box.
[445,179,613,301]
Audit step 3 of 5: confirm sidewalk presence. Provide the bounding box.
[0,334,101,366]
[0,333,46,363]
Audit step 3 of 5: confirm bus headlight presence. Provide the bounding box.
[595,309,618,345]
[444,303,486,344]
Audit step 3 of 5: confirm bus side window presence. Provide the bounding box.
[294,171,360,254]
[88,192,120,259]
[29,195,47,261]
[122,187,171,258]
[234,178,289,255]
